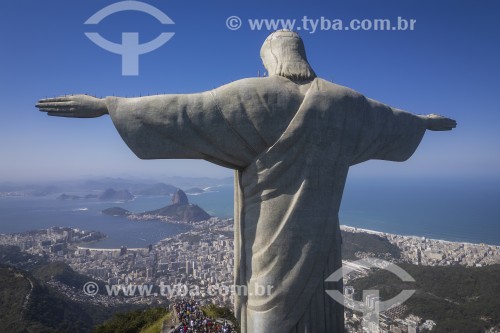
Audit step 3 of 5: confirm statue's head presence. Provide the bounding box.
[260,30,316,81]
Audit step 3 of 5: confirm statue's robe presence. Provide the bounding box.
[106,76,426,333]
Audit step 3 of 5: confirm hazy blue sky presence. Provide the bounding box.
[1,0,499,182]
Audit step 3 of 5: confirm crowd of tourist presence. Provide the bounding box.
[172,299,235,333]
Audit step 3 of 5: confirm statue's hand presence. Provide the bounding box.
[36,94,108,118]
[424,114,457,131]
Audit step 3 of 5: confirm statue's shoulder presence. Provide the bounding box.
[214,76,302,95]
[314,78,365,100]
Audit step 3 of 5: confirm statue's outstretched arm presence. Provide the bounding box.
[418,114,457,131]
[36,95,108,118]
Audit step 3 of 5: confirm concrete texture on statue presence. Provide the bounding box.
[37,30,457,333]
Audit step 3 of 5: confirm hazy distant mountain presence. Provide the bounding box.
[98,189,134,202]
[157,176,233,188]
[0,176,233,197]
[29,186,60,196]
[82,177,150,191]
[142,189,210,222]
[80,176,232,191]
[57,193,81,200]
[0,183,60,197]
[134,183,178,195]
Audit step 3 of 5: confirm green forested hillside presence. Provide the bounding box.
[351,264,500,333]
[341,230,401,260]
[93,307,168,333]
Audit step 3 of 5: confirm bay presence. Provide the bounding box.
[0,179,499,247]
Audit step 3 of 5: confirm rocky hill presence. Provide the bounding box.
[341,230,401,260]
[351,263,500,332]
[141,189,210,222]
[0,246,141,333]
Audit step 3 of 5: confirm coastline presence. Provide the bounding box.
[2,220,499,267]
[70,222,500,251]
[340,224,500,248]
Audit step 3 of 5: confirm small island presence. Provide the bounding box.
[101,207,131,217]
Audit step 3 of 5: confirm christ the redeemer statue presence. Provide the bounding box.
[37,30,456,333]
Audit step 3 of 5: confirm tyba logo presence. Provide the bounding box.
[84,1,175,76]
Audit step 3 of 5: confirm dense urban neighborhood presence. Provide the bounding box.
[2,217,500,332]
